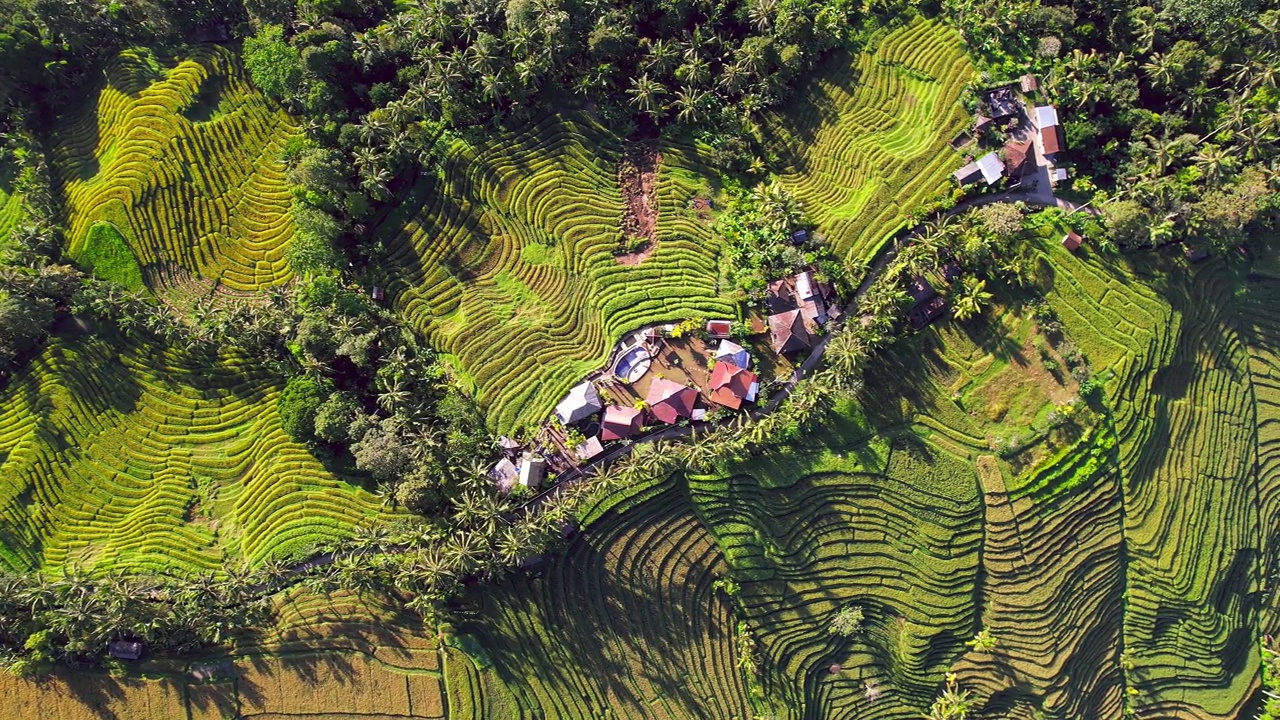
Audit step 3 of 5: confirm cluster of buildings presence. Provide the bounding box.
[765,269,842,355]
[494,267,842,494]
[954,76,1069,188]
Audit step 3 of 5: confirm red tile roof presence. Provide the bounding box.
[645,378,698,424]
[708,361,758,410]
[1041,125,1065,155]
[1062,230,1083,252]
[600,405,643,441]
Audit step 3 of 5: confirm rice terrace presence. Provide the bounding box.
[0,0,1276,719]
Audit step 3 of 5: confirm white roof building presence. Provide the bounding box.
[714,339,751,369]
[1035,105,1060,128]
[976,152,1005,185]
[518,453,546,489]
[554,381,602,425]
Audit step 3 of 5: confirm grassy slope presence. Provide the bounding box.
[0,326,390,574]
[53,46,297,293]
[377,116,734,433]
[763,17,974,269]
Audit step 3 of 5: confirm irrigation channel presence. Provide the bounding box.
[261,186,1084,593]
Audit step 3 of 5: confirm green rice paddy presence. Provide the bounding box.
[764,17,975,268]
[0,327,389,574]
[447,238,1280,719]
[53,45,299,294]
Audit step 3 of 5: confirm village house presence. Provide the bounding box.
[714,339,751,369]
[769,309,811,354]
[1003,139,1034,181]
[601,405,644,441]
[906,277,948,329]
[518,453,546,489]
[645,377,698,424]
[489,456,519,486]
[794,271,828,325]
[1036,105,1066,157]
[708,361,759,410]
[983,85,1020,119]
[555,381,602,425]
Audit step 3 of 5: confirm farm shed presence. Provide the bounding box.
[706,320,733,338]
[1063,231,1083,252]
[574,436,605,461]
[769,310,811,354]
[953,161,983,185]
[555,381,602,425]
[108,640,143,661]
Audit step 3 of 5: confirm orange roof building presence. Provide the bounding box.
[601,405,644,441]
[708,361,759,410]
[645,377,698,424]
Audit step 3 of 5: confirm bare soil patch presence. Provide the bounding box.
[616,142,661,265]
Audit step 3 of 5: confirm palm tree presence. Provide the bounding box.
[1141,53,1180,90]
[951,278,993,321]
[627,74,668,118]
[1194,144,1237,186]
[824,328,867,383]
[673,88,709,125]
[643,38,679,75]
[748,0,777,32]
[677,53,711,88]
[681,433,721,472]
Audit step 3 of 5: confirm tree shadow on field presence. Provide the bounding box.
[52,667,147,720]
[465,483,752,717]
[759,51,853,177]
[857,332,950,432]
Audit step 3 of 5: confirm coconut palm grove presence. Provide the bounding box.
[0,0,1277,717]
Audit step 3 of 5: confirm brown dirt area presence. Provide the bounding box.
[616,142,661,265]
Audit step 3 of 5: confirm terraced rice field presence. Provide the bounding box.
[0,327,387,574]
[439,239,1279,719]
[764,17,974,267]
[0,589,452,719]
[52,46,298,292]
[377,119,734,432]
[455,474,754,719]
